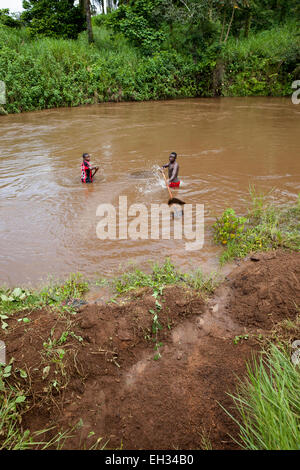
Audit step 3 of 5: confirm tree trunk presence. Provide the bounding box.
[224,6,235,43]
[220,9,226,43]
[79,0,85,16]
[103,0,108,14]
[84,0,94,44]
[208,0,213,20]
[213,59,224,96]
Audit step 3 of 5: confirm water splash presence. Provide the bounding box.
[134,165,165,194]
[152,164,165,188]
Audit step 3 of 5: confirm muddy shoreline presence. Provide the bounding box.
[1,250,300,450]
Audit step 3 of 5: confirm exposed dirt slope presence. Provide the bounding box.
[1,250,299,450]
[225,250,300,328]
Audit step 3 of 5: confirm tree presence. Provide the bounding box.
[217,1,243,43]
[21,0,85,39]
[0,9,21,28]
[80,0,94,43]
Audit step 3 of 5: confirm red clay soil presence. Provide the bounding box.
[1,250,300,450]
[224,250,300,329]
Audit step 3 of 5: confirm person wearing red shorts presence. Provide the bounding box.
[81,153,99,183]
[161,152,180,188]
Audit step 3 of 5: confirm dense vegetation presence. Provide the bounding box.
[0,0,299,114]
[213,189,300,264]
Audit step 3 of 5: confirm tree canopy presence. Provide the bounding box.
[21,0,85,39]
[0,9,21,28]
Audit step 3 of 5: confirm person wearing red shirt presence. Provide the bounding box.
[81,153,99,183]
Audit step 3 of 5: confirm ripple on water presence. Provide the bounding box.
[0,97,299,286]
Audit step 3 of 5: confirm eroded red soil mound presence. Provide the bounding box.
[225,250,300,328]
[1,250,299,450]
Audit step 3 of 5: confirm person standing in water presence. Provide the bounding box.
[81,153,99,183]
[161,152,180,187]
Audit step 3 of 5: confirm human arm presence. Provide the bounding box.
[92,167,99,177]
[160,163,169,172]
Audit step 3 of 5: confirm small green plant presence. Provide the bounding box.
[94,278,109,287]
[0,361,32,450]
[0,314,9,330]
[0,274,90,319]
[58,331,83,345]
[213,208,247,246]
[0,288,29,303]
[0,287,42,316]
[233,334,249,345]
[199,427,213,450]
[184,269,221,295]
[0,365,84,450]
[41,273,89,305]
[17,317,30,324]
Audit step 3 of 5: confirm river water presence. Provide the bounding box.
[0,97,299,286]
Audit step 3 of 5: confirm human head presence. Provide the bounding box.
[83,153,90,161]
[169,152,177,163]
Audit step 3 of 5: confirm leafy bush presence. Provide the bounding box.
[213,208,247,246]
[215,193,300,264]
[107,1,166,55]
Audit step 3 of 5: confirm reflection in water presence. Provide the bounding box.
[0,97,299,286]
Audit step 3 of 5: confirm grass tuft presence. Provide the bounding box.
[224,344,300,450]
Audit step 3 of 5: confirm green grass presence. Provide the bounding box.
[113,259,182,294]
[0,359,82,450]
[0,273,89,321]
[0,368,88,450]
[113,258,221,296]
[0,263,219,333]
[214,190,300,264]
[183,269,221,295]
[223,22,299,62]
[0,362,31,450]
[222,22,299,96]
[225,344,300,450]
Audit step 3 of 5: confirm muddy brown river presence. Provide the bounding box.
[0,97,299,286]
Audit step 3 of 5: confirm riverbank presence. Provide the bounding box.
[0,21,298,115]
[0,249,300,450]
